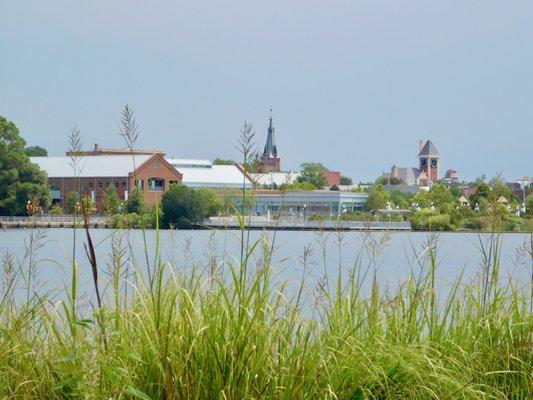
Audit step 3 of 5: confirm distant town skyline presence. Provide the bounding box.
[1,1,532,182]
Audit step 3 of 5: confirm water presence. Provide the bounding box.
[1,228,531,306]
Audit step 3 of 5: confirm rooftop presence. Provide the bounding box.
[30,155,152,177]
[418,140,440,158]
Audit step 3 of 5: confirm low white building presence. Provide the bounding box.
[250,171,300,188]
[165,158,252,189]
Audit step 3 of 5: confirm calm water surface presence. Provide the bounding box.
[1,228,531,304]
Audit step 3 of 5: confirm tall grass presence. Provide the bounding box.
[0,228,531,399]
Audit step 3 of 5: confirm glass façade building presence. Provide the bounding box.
[234,190,369,217]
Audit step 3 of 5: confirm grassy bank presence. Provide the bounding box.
[0,228,531,399]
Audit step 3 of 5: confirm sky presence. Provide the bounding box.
[1,0,532,182]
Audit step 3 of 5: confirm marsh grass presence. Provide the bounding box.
[1,110,530,398]
[0,227,531,399]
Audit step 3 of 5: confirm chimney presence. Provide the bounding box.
[419,140,424,152]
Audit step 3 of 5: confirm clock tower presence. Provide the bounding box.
[417,140,440,183]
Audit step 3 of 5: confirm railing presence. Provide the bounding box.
[0,215,110,223]
[206,217,411,230]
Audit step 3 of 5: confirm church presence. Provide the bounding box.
[257,113,281,173]
[383,140,441,186]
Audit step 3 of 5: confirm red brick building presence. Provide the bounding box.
[31,153,182,212]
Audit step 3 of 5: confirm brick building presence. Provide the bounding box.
[31,153,182,211]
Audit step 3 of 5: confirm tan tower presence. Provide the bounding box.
[417,140,440,183]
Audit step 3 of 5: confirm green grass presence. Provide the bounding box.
[0,229,531,399]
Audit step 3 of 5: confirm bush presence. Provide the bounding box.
[49,204,64,215]
[109,213,152,229]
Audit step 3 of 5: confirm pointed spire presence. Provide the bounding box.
[262,110,278,159]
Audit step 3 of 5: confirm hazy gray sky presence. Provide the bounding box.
[1,1,532,182]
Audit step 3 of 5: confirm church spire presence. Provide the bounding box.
[262,110,277,158]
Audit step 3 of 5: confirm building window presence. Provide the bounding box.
[89,182,93,188]
[153,161,161,168]
[115,182,119,188]
[122,181,127,188]
[135,179,144,190]
[98,182,102,189]
[148,178,165,192]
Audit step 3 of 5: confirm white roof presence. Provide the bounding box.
[166,158,212,168]
[251,171,300,186]
[31,155,151,177]
[177,165,252,188]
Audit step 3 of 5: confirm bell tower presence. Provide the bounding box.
[417,140,440,183]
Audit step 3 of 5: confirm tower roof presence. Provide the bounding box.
[418,140,440,157]
[261,113,278,159]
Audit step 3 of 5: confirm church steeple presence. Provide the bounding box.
[262,110,278,159]
[258,110,281,173]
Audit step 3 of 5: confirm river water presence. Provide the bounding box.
[1,228,531,305]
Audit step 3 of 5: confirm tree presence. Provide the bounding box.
[125,187,146,215]
[279,181,317,191]
[429,183,453,211]
[196,188,223,216]
[471,182,491,210]
[365,185,390,211]
[376,176,402,185]
[103,185,121,216]
[80,195,96,216]
[0,116,50,215]
[161,184,205,228]
[389,190,413,209]
[65,191,80,214]
[25,145,48,157]
[213,158,236,165]
[340,176,353,185]
[525,195,533,218]
[297,162,328,189]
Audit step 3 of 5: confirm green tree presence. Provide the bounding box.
[365,185,390,211]
[279,181,317,191]
[525,195,533,218]
[340,176,353,185]
[65,191,80,214]
[213,158,236,165]
[80,195,96,216]
[296,162,328,189]
[103,185,121,216]
[196,188,223,216]
[0,116,50,215]
[429,183,453,211]
[161,184,205,228]
[125,187,146,215]
[376,176,402,185]
[471,182,491,209]
[389,190,413,209]
[25,145,48,157]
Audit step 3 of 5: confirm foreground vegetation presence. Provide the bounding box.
[0,225,531,399]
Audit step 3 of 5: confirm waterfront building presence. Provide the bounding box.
[166,158,252,189]
[31,153,182,210]
[234,190,368,218]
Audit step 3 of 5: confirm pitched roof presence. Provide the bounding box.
[261,116,278,159]
[418,140,440,157]
[30,155,151,177]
